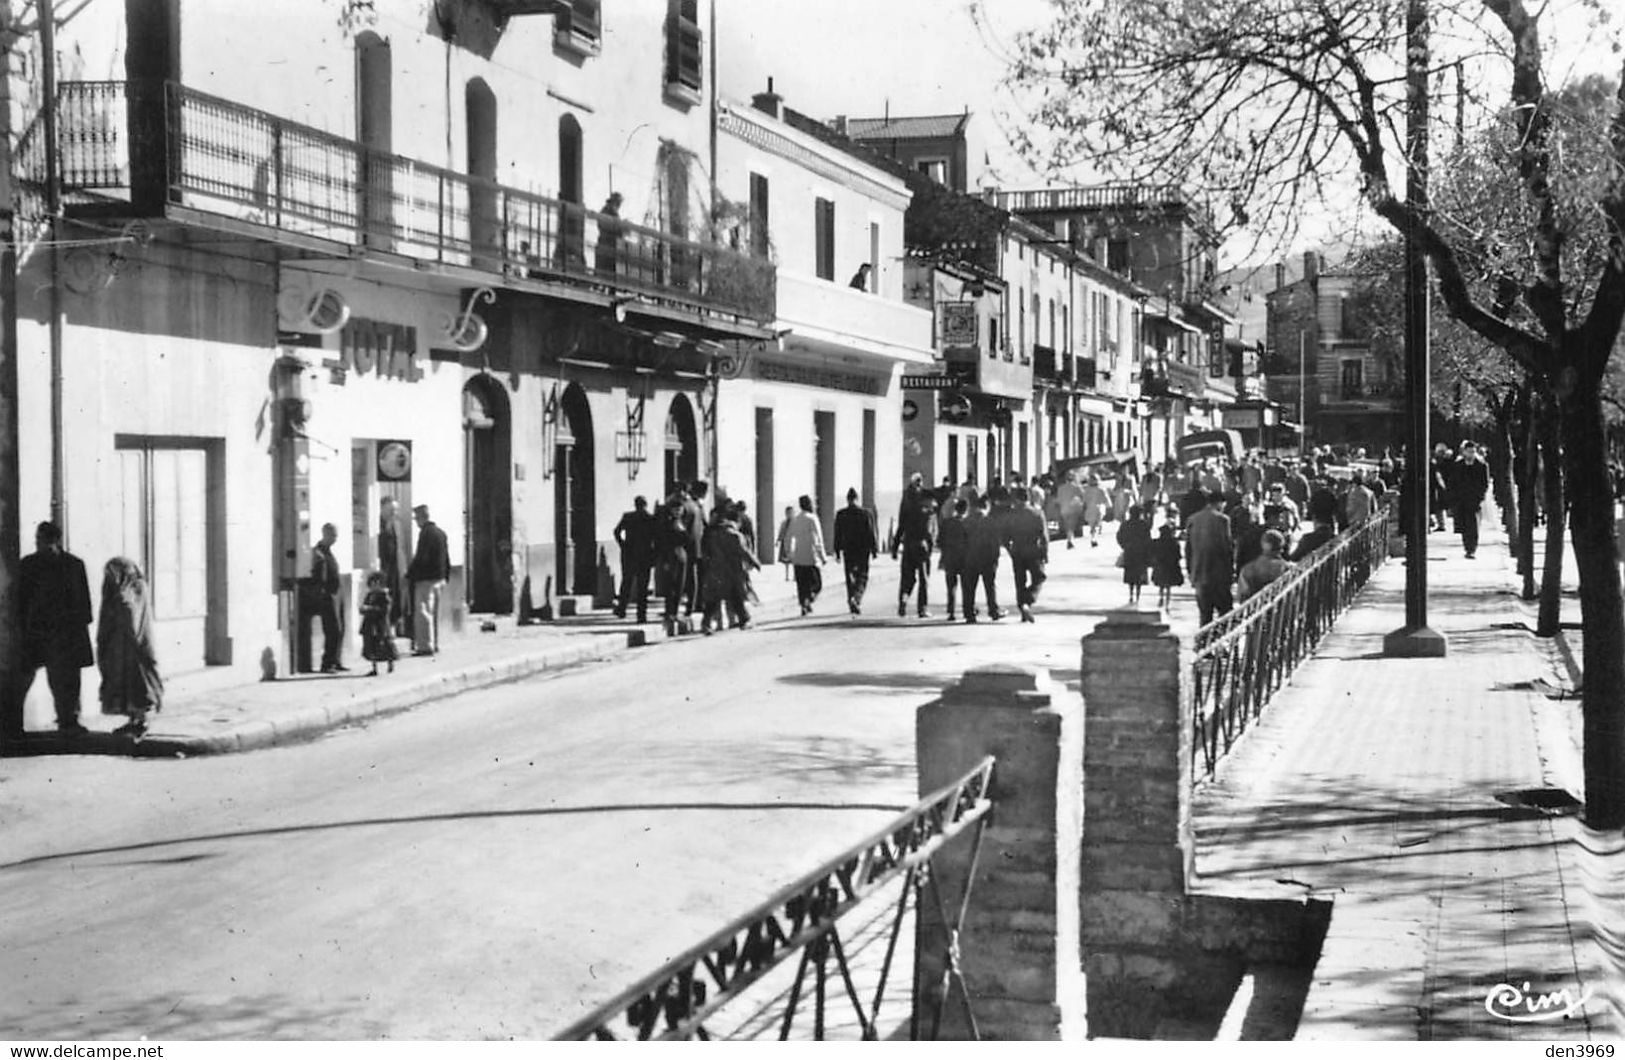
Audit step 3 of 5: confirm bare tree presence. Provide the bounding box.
[1008,0,1625,827]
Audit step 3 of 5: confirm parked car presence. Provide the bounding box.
[1174,429,1244,467]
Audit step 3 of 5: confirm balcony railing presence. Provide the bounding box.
[40,80,775,322]
[775,271,932,357]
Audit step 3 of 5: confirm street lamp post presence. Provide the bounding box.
[1384,0,1447,658]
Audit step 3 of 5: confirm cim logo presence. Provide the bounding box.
[1484,980,1593,1023]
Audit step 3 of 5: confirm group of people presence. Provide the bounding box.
[311,500,451,678]
[612,480,762,636]
[4,521,163,740]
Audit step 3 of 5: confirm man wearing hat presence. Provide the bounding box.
[892,473,938,618]
[832,487,879,616]
[406,504,450,655]
[1452,441,1491,558]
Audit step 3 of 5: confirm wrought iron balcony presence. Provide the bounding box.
[31,80,775,323]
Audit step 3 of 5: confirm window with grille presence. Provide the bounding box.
[665,0,702,99]
[1341,359,1364,399]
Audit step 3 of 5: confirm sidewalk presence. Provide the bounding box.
[1191,519,1616,1039]
[5,556,909,758]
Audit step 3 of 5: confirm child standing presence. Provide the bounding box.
[1149,522,1185,610]
[360,571,398,676]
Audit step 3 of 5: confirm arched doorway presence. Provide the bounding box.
[558,115,584,269]
[355,32,393,248]
[664,393,698,500]
[466,79,498,269]
[554,383,597,595]
[464,376,513,614]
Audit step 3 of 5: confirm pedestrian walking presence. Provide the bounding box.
[681,482,708,616]
[1116,504,1153,605]
[1056,473,1084,549]
[938,497,969,620]
[959,494,1005,623]
[406,504,450,656]
[1237,529,1295,602]
[1081,476,1110,546]
[612,496,656,623]
[775,505,795,581]
[1005,488,1049,623]
[785,495,827,615]
[96,556,163,739]
[1149,522,1184,610]
[1452,442,1491,558]
[7,521,94,738]
[1185,491,1235,626]
[312,522,348,673]
[701,503,761,632]
[655,495,692,635]
[734,499,757,557]
[893,474,938,618]
[359,570,398,676]
[833,488,880,616]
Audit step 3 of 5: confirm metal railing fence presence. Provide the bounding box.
[1189,505,1392,782]
[554,756,995,1041]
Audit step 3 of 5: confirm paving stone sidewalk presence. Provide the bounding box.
[5,558,907,758]
[1192,521,1613,1040]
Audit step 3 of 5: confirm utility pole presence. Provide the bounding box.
[1385,0,1447,658]
[0,0,21,741]
[40,0,61,541]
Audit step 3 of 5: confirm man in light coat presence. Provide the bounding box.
[785,494,827,616]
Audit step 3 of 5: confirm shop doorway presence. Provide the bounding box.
[664,394,699,500]
[754,407,774,563]
[114,437,228,673]
[464,376,513,614]
[814,410,836,544]
[554,383,596,595]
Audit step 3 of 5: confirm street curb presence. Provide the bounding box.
[134,632,641,757]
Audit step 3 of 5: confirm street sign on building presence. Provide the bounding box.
[902,373,963,390]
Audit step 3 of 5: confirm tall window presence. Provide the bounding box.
[1061,304,1070,354]
[1017,287,1025,360]
[814,197,835,280]
[868,221,880,292]
[749,172,770,258]
[665,0,703,101]
[1341,359,1364,399]
[1047,298,1056,348]
[1107,238,1129,274]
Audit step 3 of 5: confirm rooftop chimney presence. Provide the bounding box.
[1275,262,1286,291]
[832,115,848,136]
[1303,250,1320,283]
[752,76,782,120]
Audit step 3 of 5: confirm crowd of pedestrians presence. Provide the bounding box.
[603,440,1500,638]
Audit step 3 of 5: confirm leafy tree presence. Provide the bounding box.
[1009,0,1625,827]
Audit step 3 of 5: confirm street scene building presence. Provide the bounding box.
[0,0,1617,1046]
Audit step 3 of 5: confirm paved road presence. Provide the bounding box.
[0,543,1185,1040]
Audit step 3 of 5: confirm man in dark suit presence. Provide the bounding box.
[833,488,879,616]
[407,504,450,655]
[612,496,656,623]
[1452,441,1492,558]
[312,522,347,673]
[8,521,95,737]
[1185,491,1236,626]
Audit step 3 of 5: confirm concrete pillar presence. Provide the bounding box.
[1079,607,1194,1037]
[915,662,1083,1040]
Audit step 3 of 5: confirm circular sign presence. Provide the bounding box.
[377,440,413,481]
[902,398,919,422]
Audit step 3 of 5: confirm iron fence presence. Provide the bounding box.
[554,756,995,1041]
[41,80,776,322]
[1189,505,1392,781]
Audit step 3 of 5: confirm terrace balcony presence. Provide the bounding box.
[22,80,774,327]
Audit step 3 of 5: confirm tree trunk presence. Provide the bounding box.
[1538,400,1566,636]
[1559,381,1625,830]
[1514,386,1539,600]
[1487,402,1518,546]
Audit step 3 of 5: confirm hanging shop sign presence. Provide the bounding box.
[939,301,978,349]
[376,439,413,482]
